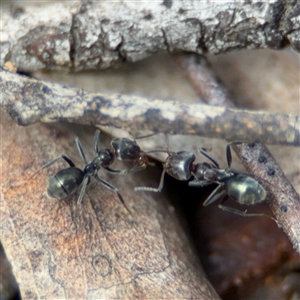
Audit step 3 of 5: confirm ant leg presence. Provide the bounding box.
[94,174,132,215]
[225,141,247,168]
[145,150,169,155]
[77,175,90,204]
[61,155,76,167]
[217,193,279,224]
[164,133,170,154]
[126,164,148,174]
[203,184,226,206]
[75,137,88,164]
[199,149,220,168]
[189,180,214,187]
[134,132,157,140]
[104,166,146,175]
[104,165,147,175]
[226,144,232,168]
[134,168,167,193]
[25,155,75,183]
[93,130,101,154]
[218,204,278,224]
[104,166,128,175]
[145,135,170,155]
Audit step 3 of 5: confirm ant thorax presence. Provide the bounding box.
[83,159,100,176]
[192,162,215,180]
[96,149,115,167]
[209,168,236,182]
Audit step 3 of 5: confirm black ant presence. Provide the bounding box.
[135,143,274,220]
[189,144,269,218]
[27,130,140,214]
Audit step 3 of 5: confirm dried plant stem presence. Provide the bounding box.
[174,53,300,253]
[1,68,299,147]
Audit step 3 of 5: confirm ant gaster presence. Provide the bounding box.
[135,144,270,219]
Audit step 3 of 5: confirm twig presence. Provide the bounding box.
[1,67,299,147]
[174,53,300,253]
[174,54,234,108]
[234,142,300,253]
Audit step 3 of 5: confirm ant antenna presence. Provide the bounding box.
[24,155,74,184]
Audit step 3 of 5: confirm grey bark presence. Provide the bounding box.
[1,0,300,71]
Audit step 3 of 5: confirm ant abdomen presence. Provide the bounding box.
[226,174,267,205]
[47,167,84,199]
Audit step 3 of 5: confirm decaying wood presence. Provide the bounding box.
[0,112,220,299]
[1,1,300,71]
[174,53,300,253]
[1,67,299,147]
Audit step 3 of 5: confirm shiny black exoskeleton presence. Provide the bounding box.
[29,131,131,213]
[46,157,84,199]
[110,137,149,173]
[189,145,267,212]
[134,148,218,192]
[135,144,268,218]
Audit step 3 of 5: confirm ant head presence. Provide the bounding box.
[111,138,141,161]
[165,151,196,181]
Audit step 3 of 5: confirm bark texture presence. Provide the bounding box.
[1,0,300,71]
[0,113,220,299]
[1,67,299,146]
